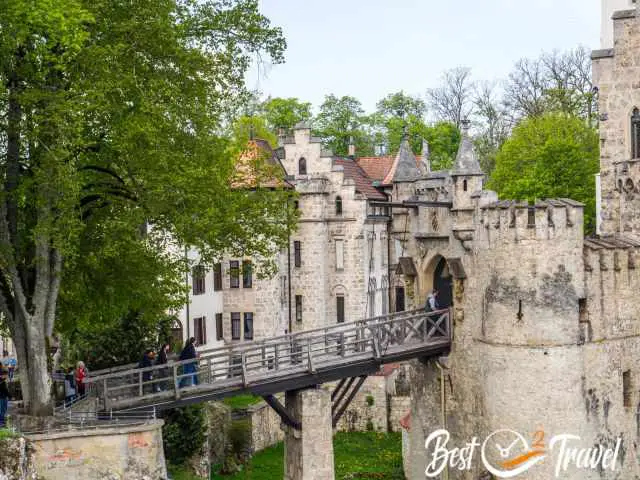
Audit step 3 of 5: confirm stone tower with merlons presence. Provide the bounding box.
[393,6,640,477]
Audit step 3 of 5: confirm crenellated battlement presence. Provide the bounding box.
[478,198,584,244]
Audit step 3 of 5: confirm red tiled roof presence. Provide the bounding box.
[400,411,411,431]
[231,139,293,189]
[334,158,387,200]
[357,156,395,182]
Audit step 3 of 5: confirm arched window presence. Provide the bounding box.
[335,196,343,216]
[298,157,307,175]
[632,108,640,159]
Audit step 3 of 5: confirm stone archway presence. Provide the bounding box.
[423,255,454,309]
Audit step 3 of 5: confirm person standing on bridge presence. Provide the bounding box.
[179,337,199,387]
[75,361,87,397]
[155,343,170,392]
[425,290,439,312]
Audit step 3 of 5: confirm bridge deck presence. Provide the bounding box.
[87,308,451,411]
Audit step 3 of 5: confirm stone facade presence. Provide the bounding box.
[394,8,640,479]
[24,421,167,480]
[0,436,37,480]
[284,388,334,480]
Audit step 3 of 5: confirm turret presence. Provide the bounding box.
[451,120,484,211]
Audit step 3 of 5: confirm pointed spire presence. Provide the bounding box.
[392,132,421,183]
[452,119,483,176]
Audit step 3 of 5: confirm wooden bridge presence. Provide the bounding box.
[87,308,451,417]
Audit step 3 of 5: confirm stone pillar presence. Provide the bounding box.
[284,388,334,480]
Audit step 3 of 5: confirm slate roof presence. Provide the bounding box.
[333,158,387,200]
[390,136,422,183]
[452,121,483,176]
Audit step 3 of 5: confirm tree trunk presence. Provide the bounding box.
[12,312,52,416]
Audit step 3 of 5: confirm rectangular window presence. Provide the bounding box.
[244,312,254,340]
[337,295,345,323]
[295,295,302,322]
[294,241,301,267]
[623,370,632,407]
[243,260,253,288]
[213,263,222,291]
[230,260,240,289]
[192,265,206,295]
[578,298,587,322]
[336,240,344,270]
[216,313,223,341]
[194,316,207,345]
[231,313,241,340]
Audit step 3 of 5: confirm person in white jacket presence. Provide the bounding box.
[425,290,439,312]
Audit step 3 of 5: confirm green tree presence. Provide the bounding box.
[261,97,312,132]
[314,95,374,157]
[488,113,599,232]
[0,0,289,415]
[376,91,426,120]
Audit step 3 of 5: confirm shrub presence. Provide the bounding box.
[162,405,207,466]
[365,395,375,407]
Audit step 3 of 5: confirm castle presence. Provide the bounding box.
[174,1,640,478]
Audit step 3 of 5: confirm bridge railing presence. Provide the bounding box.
[87,308,450,409]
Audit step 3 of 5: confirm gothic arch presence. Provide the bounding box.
[422,254,453,309]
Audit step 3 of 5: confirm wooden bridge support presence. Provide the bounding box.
[284,387,334,480]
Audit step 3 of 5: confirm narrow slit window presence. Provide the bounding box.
[216,313,223,341]
[294,241,301,268]
[623,370,632,407]
[335,196,343,215]
[295,295,303,322]
[632,108,640,159]
[463,179,467,192]
[337,295,345,323]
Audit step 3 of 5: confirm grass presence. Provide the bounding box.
[0,428,17,440]
[167,464,202,480]
[211,431,404,480]
[222,394,262,410]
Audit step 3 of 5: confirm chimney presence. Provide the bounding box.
[348,136,355,159]
[421,139,431,174]
[277,128,286,147]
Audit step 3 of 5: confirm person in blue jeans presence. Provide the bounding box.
[0,368,9,427]
[179,337,199,387]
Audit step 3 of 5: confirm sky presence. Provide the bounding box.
[247,0,601,113]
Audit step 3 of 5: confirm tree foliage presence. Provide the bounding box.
[0,0,290,415]
[488,114,599,232]
[162,405,208,466]
[260,97,312,132]
[313,95,374,157]
[427,67,475,128]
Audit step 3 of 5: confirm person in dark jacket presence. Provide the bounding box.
[179,338,198,387]
[0,368,9,427]
[139,350,155,394]
[155,343,170,392]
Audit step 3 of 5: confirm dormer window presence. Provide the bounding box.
[632,108,640,159]
[298,157,307,175]
[335,196,343,215]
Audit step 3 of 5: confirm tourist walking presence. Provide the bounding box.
[2,351,15,382]
[75,361,87,397]
[179,337,199,387]
[139,349,156,394]
[64,367,77,405]
[0,368,9,427]
[155,343,170,392]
